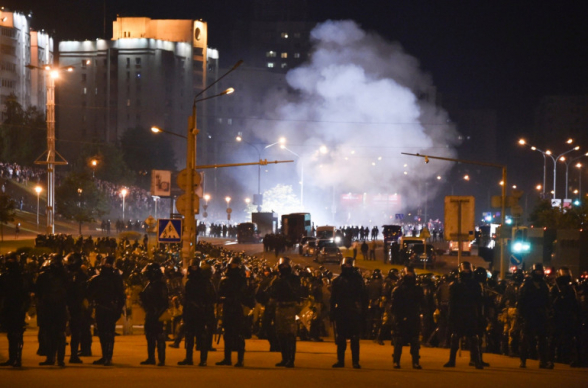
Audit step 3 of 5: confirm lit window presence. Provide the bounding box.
[217,118,223,124]
[83,87,87,95]
[267,63,274,68]
[281,63,287,69]
[227,118,232,125]
[266,51,276,58]
[281,32,288,38]
[294,53,300,58]
[127,99,131,107]
[281,53,288,58]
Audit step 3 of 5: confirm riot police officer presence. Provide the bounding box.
[65,253,88,364]
[549,267,580,366]
[443,261,484,369]
[87,255,126,366]
[36,254,69,367]
[216,257,253,367]
[330,257,368,369]
[518,263,552,369]
[140,263,169,366]
[178,259,217,366]
[0,253,31,367]
[269,257,302,368]
[391,266,424,369]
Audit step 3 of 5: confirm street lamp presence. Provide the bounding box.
[121,188,128,220]
[151,126,187,139]
[236,132,263,212]
[519,139,579,199]
[35,186,42,228]
[27,63,73,234]
[90,159,98,178]
[267,138,304,209]
[177,60,242,269]
[225,196,231,207]
[562,152,588,199]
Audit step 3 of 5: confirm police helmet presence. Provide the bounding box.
[474,267,489,283]
[65,253,83,270]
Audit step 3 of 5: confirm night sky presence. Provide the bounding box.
[6,0,588,163]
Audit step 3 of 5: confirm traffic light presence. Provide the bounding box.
[512,228,530,253]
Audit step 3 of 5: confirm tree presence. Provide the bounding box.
[528,198,588,229]
[0,94,46,165]
[245,184,301,217]
[0,193,16,241]
[73,141,136,186]
[55,172,109,235]
[120,127,177,188]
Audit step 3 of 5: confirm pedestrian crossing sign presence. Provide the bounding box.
[157,219,182,243]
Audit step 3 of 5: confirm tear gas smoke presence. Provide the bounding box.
[238,20,460,224]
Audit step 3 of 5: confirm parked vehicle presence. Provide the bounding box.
[382,224,403,244]
[237,222,262,243]
[315,243,343,264]
[403,243,437,267]
[281,213,311,244]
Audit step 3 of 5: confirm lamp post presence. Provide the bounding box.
[562,152,588,199]
[519,139,579,199]
[27,64,72,234]
[35,186,42,228]
[181,60,242,269]
[121,188,128,220]
[90,159,98,178]
[519,139,549,198]
[236,132,263,212]
[153,195,160,219]
[267,138,304,209]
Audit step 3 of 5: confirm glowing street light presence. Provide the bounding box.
[121,188,128,220]
[35,186,42,227]
[204,194,211,205]
[225,196,231,207]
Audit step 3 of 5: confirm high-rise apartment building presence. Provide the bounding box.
[0,8,53,118]
[57,17,211,164]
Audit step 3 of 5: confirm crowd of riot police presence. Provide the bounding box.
[0,237,587,370]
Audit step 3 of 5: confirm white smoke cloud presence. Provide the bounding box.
[247,20,460,224]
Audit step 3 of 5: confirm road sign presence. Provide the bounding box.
[145,215,156,227]
[420,227,431,239]
[510,255,522,265]
[444,196,475,241]
[511,204,524,217]
[395,213,404,220]
[551,199,561,208]
[158,219,182,243]
[175,194,200,216]
[176,168,202,191]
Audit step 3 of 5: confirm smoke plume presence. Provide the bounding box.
[243,20,460,224]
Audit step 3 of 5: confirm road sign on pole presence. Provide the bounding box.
[158,219,182,243]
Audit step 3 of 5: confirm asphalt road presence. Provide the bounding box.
[0,331,585,388]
